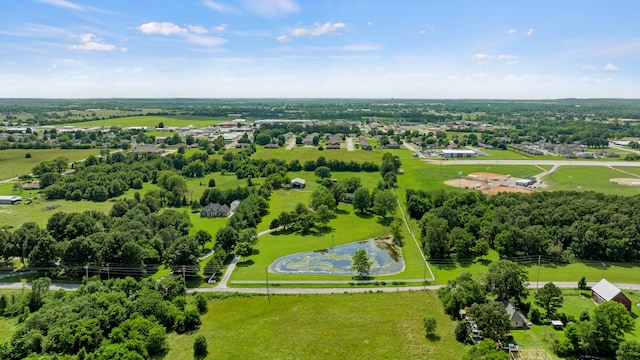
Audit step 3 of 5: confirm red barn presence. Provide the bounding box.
[591,279,632,311]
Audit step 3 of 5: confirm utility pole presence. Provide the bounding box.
[536,255,541,290]
[85,265,89,279]
[182,265,186,283]
[266,267,270,304]
[106,263,110,280]
[602,263,606,279]
[423,261,426,290]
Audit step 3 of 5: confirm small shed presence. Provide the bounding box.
[551,320,564,330]
[500,301,530,329]
[22,183,41,190]
[0,196,22,205]
[230,200,241,212]
[291,178,306,189]
[592,278,632,311]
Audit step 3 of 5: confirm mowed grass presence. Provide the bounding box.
[482,149,561,161]
[232,203,393,282]
[165,291,466,360]
[252,146,383,164]
[57,115,225,129]
[430,251,640,286]
[544,165,640,195]
[0,198,114,229]
[0,148,102,180]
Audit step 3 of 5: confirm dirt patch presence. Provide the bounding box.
[482,186,533,195]
[444,178,488,190]
[610,178,640,186]
[468,172,510,181]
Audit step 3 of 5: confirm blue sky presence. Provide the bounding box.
[1,0,639,98]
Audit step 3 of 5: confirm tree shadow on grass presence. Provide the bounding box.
[335,208,349,215]
[376,217,393,226]
[270,228,297,236]
[251,249,260,256]
[236,259,254,267]
[426,334,441,342]
[355,212,373,219]
[310,226,333,237]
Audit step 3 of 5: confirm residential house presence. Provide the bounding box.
[500,301,530,329]
[200,203,231,218]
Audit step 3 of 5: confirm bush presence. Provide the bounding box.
[195,293,208,314]
[193,335,208,357]
[455,319,469,343]
[25,153,32,158]
[208,178,216,187]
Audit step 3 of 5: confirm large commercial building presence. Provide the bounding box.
[441,149,476,159]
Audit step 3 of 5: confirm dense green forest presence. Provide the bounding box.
[407,189,640,262]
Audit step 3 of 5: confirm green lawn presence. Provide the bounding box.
[165,291,466,360]
[482,149,562,161]
[56,115,226,129]
[252,146,383,164]
[0,148,102,180]
[543,165,640,195]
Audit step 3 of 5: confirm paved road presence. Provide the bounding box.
[345,137,354,151]
[213,255,240,289]
[285,138,296,150]
[427,159,640,167]
[1,278,639,295]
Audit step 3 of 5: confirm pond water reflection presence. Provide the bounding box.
[269,237,405,276]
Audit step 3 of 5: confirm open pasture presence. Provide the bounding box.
[0,148,101,180]
[56,115,225,129]
[252,146,383,164]
[165,291,466,360]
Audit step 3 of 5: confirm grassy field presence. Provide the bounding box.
[56,115,226,129]
[0,197,114,229]
[165,291,466,360]
[543,165,640,195]
[0,148,102,180]
[252,146,383,164]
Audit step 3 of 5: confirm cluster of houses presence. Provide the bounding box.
[463,278,634,349]
[511,141,621,159]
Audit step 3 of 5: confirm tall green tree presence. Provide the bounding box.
[534,282,564,319]
[484,260,528,304]
[467,302,511,341]
[352,187,371,213]
[372,189,397,218]
[617,340,640,360]
[351,249,371,277]
[421,216,449,259]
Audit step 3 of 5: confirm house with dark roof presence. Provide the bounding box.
[592,278,632,311]
[500,301,530,329]
[200,203,231,218]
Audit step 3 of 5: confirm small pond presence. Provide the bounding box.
[268,237,405,276]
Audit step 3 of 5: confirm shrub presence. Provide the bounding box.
[193,335,208,357]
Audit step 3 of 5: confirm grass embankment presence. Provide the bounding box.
[166,291,466,360]
[56,115,226,128]
[0,148,102,180]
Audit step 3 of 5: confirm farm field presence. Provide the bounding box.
[165,291,466,360]
[0,148,102,180]
[56,115,226,128]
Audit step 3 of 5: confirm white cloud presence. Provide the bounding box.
[183,33,227,47]
[507,28,516,35]
[527,28,535,36]
[188,25,209,34]
[604,62,619,72]
[341,43,382,52]
[202,0,241,14]
[138,22,188,36]
[471,53,519,65]
[291,22,346,38]
[133,67,143,73]
[277,34,291,42]
[368,22,372,26]
[138,22,226,47]
[242,0,299,17]
[212,24,228,32]
[582,65,596,72]
[69,33,120,51]
[37,0,83,11]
